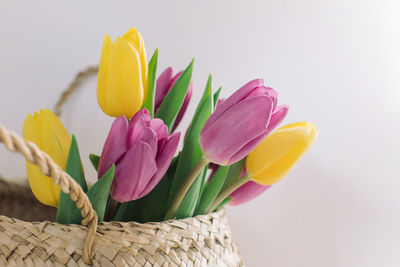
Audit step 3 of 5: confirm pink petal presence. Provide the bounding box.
[246,86,268,98]
[155,67,173,110]
[202,79,264,132]
[266,87,278,109]
[136,132,180,198]
[200,95,273,165]
[216,98,225,108]
[229,181,270,206]
[111,141,157,202]
[128,124,158,157]
[129,109,151,128]
[228,105,288,164]
[228,131,269,165]
[266,105,289,133]
[98,116,129,178]
[150,118,168,140]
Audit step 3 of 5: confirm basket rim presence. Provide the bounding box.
[0,175,225,226]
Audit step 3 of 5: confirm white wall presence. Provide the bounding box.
[1,1,399,266]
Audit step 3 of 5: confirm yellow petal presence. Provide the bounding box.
[106,37,144,118]
[123,27,148,98]
[138,31,148,98]
[41,109,71,166]
[97,34,113,115]
[23,109,71,207]
[123,27,141,51]
[25,162,59,206]
[246,122,317,185]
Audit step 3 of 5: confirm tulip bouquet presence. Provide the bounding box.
[23,27,317,224]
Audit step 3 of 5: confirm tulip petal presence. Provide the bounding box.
[267,105,289,133]
[150,118,168,141]
[200,95,273,165]
[97,34,113,115]
[41,109,71,168]
[123,27,142,51]
[24,111,60,206]
[106,37,144,119]
[98,116,129,178]
[138,31,148,87]
[228,131,269,165]
[229,181,270,206]
[23,109,71,207]
[128,123,158,157]
[136,132,180,199]
[246,86,268,98]
[155,67,173,110]
[123,28,148,98]
[229,106,288,164]
[111,141,157,202]
[25,162,59,207]
[266,87,278,109]
[203,79,264,131]
[129,108,151,127]
[247,122,317,185]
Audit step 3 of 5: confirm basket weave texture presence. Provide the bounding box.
[0,124,244,266]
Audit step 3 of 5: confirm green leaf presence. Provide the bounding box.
[195,166,230,215]
[155,59,194,131]
[198,164,209,200]
[57,135,87,224]
[89,153,100,171]
[221,158,246,192]
[142,48,159,117]
[215,197,232,212]
[213,86,222,111]
[177,165,207,218]
[140,155,180,221]
[170,74,213,219]
[87,165,115,222]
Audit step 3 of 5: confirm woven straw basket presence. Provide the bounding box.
[0,67,244,266]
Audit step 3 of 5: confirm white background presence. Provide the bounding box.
[1,1,400,266]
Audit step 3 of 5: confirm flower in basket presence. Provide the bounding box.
[98,109,180,202]
[155,67,193,131]
[18,26,318,234]
[97,27,148,119]
[200,79,289,165]
[22,109,71,207]
[246,122,318,185]
[224,122,318,205]
[229,181,270,206]
[206,122,317,210]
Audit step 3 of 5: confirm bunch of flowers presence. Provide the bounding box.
[23,28,317,224]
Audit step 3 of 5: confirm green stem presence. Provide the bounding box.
[207,175,251,213]
[165,157,209,220]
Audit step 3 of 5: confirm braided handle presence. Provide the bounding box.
[0,124,97,264]
[54,65,98,117]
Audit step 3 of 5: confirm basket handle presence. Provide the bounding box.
[53,65,99,117]
[0,124,97,264]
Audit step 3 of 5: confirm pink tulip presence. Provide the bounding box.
[229,181,271,206]
[199,79,289,165]
[98,109,180,202]
[155,67,193,131]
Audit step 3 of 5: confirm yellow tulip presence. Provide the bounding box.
[97,27,148,119]
[246,122,317,186]
[23,109,71,207]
